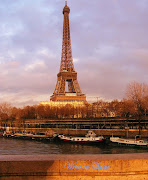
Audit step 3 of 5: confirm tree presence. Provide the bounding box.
[126,82,148,116]
[0,103,12,127]
[44,105,51,118]
[120,99,135,117]
[125,82,148,134]
[107,99,122,117]
[36,105,45,119]
[9,107,19,126]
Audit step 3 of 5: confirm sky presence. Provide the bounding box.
[0,0,148,107]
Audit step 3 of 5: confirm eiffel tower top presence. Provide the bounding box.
[60,0,74,72]
[63,0,70,14]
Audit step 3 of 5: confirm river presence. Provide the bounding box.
[0,138,147,155]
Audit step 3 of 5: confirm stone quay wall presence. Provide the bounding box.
[0,154,148,180]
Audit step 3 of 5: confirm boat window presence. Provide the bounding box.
[81,139,83,141]
[77,139,79,141]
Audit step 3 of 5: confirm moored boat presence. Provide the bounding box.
[13,132,34,139]
[3,131,13,138]
[31,132,52,141]
[58,130,104,144]
[110,136,148,147]
[13,132,48,140]
[3,131,57,141]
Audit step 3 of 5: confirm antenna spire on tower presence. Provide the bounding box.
[65,0,67,5]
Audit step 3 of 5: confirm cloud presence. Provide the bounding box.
[24,61,46,71]
[73,58,79,63]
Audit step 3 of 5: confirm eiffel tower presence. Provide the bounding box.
[50,0,86,103]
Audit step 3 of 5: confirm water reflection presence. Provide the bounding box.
[0,138,147,155]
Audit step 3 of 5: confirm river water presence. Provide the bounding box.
[0,138,147,155]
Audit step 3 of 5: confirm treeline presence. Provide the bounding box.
[0,82,147,123]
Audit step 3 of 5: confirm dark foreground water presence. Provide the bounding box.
[0,138,147,155]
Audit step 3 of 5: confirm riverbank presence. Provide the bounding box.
[1,126,148,138]
[0,154,148,179]
[1,118,148,138]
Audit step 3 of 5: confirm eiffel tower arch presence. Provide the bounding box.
[50,1,86,103]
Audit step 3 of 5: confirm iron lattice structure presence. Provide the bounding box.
[50,1,86,102]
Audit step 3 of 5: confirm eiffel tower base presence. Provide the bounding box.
[50,94,86,103]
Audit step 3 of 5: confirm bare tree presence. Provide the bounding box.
[120,99,135,117]
[126,82,148,134]
[9,107,18,127]
[126,82,148,115]
[107,99,121,117]
[36,105,45,119]
[0,103,12,127]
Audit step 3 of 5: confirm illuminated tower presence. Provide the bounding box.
[50,0,86,102]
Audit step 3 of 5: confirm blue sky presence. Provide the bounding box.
[0,0,148,106]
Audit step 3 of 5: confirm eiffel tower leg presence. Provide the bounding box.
[55,77,65,94]
[54,80,59,94]
[68,81,74,93]
[59,79,66,94]
[73,80,82,94]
